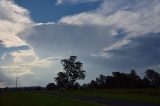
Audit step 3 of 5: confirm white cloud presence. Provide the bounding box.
[56,0,63,5]
[60,5,160,35]
[0,0,32,47]
[0,0,56,82]
[56,0,99,5]
[1,49,58,76]
[110,30,118,36]
[59,12,106,25]
[59,0,160,52]
[34,22,55,26]
[103,39,131,52]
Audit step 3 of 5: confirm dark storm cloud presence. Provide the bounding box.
[101,33,160,70]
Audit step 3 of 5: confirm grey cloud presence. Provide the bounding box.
[26,24,115,58]
[0,69,14,87]
[22,23,117,81]
[101,33,160,70]
[25,23,160,79]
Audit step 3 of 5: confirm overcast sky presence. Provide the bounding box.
[0,0,160,88]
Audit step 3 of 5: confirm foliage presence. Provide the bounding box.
[55,56,86,89]
[144,69,160,88]
[46,83,57,90]
[87,69,160,89]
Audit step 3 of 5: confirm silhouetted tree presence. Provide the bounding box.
[144,69,160,88]
[55,56,86,89]
[143,77,151,88]
[130,70,140,80]
[54,66,160,89]
[98,74,106,88]
[87,70,160,89]
[129,70,142,88]
[105,76,114,88]
[46,83,57,90]
[95,77,100,87]
[81,84,89,89]
[111,72,127,88]
[74,82,80,89]
[55,72,68,89]
[89,80,97,88]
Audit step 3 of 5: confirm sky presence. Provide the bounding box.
[0,0,160,88]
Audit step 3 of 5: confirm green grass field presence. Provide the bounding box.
[1,89,160,106]
[0,92,104,106]
[48,89,160,105]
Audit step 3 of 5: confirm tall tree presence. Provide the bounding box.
[55,56,86,88]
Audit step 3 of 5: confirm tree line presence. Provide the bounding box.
[85,69,160,89]
[46,56,160,90]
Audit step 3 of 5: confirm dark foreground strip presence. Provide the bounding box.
[41,92,160,106]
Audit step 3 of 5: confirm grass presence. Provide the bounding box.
[55,88,160,96]
[0,91,105,106]
[48,89,160,105]
[1,89,160,106]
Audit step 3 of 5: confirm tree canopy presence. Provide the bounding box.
[55,56,86,89]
